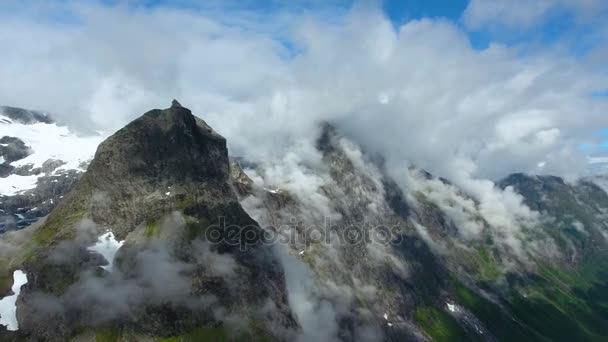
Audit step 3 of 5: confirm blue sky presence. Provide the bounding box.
[5,0,607,58]
[121,0,607,54]
[381,0,468,23]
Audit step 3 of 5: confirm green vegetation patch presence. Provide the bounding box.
[451,261,608,342]
[33,207,86,245]
[176,195,196,211]
[0,272,11,296]
[463,247,502,282]
[299,243,322,268]
[96,329,120,342]
[145,220,159,238]
[158,327,244,342]
[450,278,541,341]
[414,306,469,342]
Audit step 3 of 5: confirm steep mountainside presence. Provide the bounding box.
[499,173,608,264]
[3,101,295,341]
[234,125,608,342]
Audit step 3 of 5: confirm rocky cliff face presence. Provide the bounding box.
[10,101,295,341]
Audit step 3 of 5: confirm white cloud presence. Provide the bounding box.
[463,0,606,30]
[589,157,608,164]
[400,167,538,258]
[0,1,606,184]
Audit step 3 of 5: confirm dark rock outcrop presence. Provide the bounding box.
[0,106,53,125]
[0,169,81,232]
[0,136,31,177]
[0,136,31,165]
[16,102,295,341]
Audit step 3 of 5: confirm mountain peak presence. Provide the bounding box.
[25,101,232,245]
[171,99,182,108]
[18,103,294,340]
[79,103,231,234]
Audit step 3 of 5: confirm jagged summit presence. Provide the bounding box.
[87,102,227,191]
[171,99,182,108]
[29,102,235,241]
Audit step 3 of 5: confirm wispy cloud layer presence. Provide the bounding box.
[463,0,607,30]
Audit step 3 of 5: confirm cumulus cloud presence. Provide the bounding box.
[0,1,606,183]
[463,0,607,30]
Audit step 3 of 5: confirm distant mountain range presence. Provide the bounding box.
[0,103,607,341]
[0,105,102,232]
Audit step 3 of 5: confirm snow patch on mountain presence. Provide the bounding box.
[0,174,39,196]
[0,270,28,331]
[0,114,102,172]
[87,232,124,271]
[0,113,103,196]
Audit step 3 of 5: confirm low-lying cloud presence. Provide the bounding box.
[18,217,251,334]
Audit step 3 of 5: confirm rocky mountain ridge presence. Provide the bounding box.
[233,124,608,341]
[0,102,607,341]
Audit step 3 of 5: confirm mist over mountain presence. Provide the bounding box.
[1,1,608,341]
[0,101,607,341]
[1,102,296,341]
